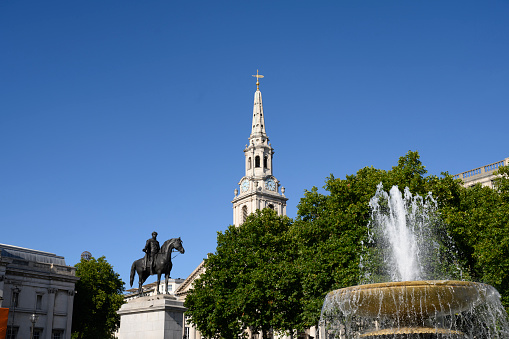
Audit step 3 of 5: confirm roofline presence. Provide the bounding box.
[0,243,64,259]
[175,260,206,296]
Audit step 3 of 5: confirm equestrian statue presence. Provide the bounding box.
[130,232,185,295]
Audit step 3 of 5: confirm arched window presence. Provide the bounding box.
[264,156,268,169]
[248,157,252,170]
[242,206,248,223]
[255,156,260,168]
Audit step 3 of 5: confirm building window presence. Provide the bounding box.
[255,156,260,168]
[268,204,274,210]
[7,327,18,339]
[36,294,43,310]
[33,329,43,339]
[12,290,19,308]
[248,157,252,170]
[52,330,64,339]
[264,156,268,169]
[242,206,248,223]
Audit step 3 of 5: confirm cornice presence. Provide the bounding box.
[232,189,288,204]
[6,266,79,283]
[244,144,273,152]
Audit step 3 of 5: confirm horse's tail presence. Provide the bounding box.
[130,261,136,287]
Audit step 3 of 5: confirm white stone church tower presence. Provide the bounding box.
[232,72,287,226]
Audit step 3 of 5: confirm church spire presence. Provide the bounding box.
[251,70,266,138]
[232,71,287,226]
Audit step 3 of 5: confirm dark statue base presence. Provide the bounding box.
[117,294,186,339]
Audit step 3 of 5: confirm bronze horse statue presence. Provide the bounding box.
[130,237,185,295]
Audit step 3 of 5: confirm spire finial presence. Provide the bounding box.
[252,69,264,90]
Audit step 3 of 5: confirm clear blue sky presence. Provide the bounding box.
[1,1,508,287]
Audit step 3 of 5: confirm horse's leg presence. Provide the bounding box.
[168,263,173,295]
[139,268,148,296]
[165,273,169,294]
[156,272,161,294]
[138,274,143,295]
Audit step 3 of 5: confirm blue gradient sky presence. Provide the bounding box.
[2,1,508,287]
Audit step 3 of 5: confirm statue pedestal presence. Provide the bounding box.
[117,294,186,339]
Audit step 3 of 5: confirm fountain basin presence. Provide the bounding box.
[324,280,486,319]
[359,327,463,338]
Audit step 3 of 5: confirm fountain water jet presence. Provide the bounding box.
[319,184,509,338]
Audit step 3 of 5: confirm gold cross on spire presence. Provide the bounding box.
[252,69,264,90]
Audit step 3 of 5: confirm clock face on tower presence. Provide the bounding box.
[241,180,250,192]
[265,178,276,191]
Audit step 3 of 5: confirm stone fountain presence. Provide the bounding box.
[319,185,509,338]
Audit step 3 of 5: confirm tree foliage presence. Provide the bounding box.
[186,151,509,335]
[185,209,302,339]
[442,165,509,311]
[72,256,125,339]
[292,151,466,326]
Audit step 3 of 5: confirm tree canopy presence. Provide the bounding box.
[292,150,466,326]
[442,165,509,309]
[185,209,302,339]
[72,256,125,339]
[185,151,509,335]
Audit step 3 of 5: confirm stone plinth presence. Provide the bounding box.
[117,294,186,339]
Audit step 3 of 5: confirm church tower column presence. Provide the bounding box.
[232,71,288,226]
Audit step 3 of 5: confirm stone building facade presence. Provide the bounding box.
[174,261,206,339]
[453,157,508,188]
[0,243,78,339]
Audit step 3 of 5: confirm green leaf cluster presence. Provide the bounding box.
[71,256,125,339]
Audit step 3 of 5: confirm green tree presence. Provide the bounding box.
[185,209,303,339]
[442,165,509,312]
[72,256,125,339]
[293,151,463,326]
